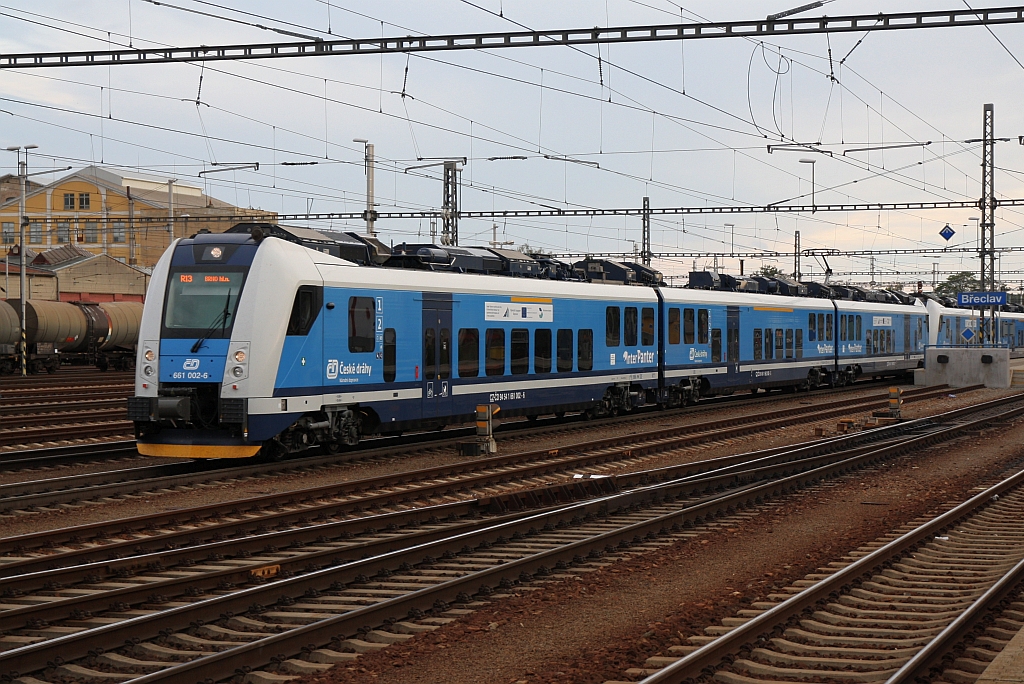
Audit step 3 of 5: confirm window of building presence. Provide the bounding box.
[840,315,847,341]
[669,308,680,345]
[84,221,98,244]
[775,329,784,357]
[578,329,593,371]
[534,329,551,374]
[1,222,12,244]
[78,193,90,210]
[624,307,638,346]
[764,328,773,359]
[485,328,505,376]
[29,222,42,244]
[605,307,620,347]
[458,328,479,377]
[557,329,573,373]
[796,329,803,358]
[808,313,817,341]
[641,307,654,346]
[112,222,126,243]
[438,328,451,379]
[711,329,722,362]
[785,329,794,359]
[698,309,709,344]
[63,193,75,211]
[57,222,70,243]
[347,296,375,352]
[753,329,763,360]
[684,308,695,344]
[825,314,833,341]
[286,286,322,336]
[511,328,529,375]
[383,329,397,382]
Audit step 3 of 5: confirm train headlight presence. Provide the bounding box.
[144,349,155,362]
[233,350,246,362]
[232,365,245,378]
[143,364,155,377]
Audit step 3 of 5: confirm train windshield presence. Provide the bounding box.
[163,268,248,338]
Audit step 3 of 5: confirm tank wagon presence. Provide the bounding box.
[0,299,142,373]
[128,224,948,460]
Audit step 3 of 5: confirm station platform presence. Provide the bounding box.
[977,624,1024,683]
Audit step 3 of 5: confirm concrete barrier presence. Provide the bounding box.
[924,347,1010,389]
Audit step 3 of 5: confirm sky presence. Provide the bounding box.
[2,0,1024,287]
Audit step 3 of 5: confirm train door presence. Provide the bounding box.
[726,306,740,373]
[421,294,453,421]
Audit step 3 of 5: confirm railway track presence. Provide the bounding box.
[0,392,1021,683]
[0,383,963,515]
[617,466,1024,684]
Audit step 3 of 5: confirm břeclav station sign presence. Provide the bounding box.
[957,292,1007,306]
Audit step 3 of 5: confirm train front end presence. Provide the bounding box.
[128,233,261,458]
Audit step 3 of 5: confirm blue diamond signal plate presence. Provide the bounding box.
[940,225,956,241]
[961,328,975,342]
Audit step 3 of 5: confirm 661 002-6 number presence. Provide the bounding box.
[171,371,211,380]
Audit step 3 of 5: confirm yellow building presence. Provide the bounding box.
[0,166,275,268]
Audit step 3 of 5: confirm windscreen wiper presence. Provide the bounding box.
[190,289,232,354]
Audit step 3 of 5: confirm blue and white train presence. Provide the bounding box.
[128,227,1009,459]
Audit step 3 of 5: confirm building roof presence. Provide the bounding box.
[0,166,239,211]
[31,243,94,267]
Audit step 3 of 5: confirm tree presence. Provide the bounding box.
[934,271,980,296]
[755,264,785,279]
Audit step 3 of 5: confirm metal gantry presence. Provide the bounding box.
[3,6,1024,68]
[980,103,997,341]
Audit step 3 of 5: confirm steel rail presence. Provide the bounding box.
[0,385,951,556]
[3,392,1020,681]
[639,454,1024,682]
[2,7,1022,68]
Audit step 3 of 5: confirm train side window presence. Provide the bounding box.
[641,307,655,346]
[887,329,893,353]
[458,328,479,377]
[775,329,784,358]
[624,307,638,346]
[825,314,833,341]
[727,328,739,363]
[847,315,855,341]
[485,328,505,376]
[348,296,376,352]
[684,308,695,344]
[795,329,803,358]
[511,328,529,375]
[383,328,397,382]
[856,315,863,340]
[808,313,817,341]
[698,309,709,344]
[764,328,773,359]
[711,329,722,362]
[817,314,825,342]
[287,286,323,336]
[423,328,436,380]
[557,329,574,373]
[578,329,594,371]
[535,329,552,374]
[840,315,847,341]
[753,329,762,360]
[605,307,620,347]
[669,308,681,345]
[785,329,794,359]
[439,328,451,379]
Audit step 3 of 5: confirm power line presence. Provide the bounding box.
[3,6,1024,68]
